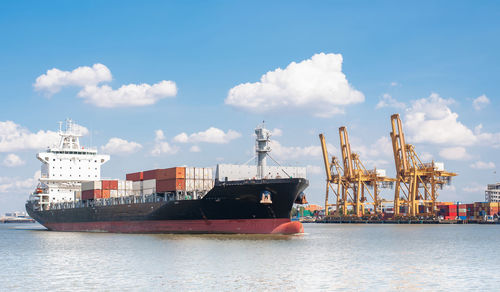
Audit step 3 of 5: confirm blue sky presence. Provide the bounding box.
[1,1,499,214]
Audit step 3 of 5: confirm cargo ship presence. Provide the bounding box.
[26,120,309,234]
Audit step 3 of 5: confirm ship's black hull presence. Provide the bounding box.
[26,178,308,234]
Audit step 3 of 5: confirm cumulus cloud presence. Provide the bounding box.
[472,94,490,111]
[404,93,476,146]
[351,136,394,168]
[270,140,336,160]
[151,130,178,156]
[474,124,500,148]
[2,153,25,167]
[225,53,364,117]
[78,80,177,108]
[439,147,471,160]
[419,152,433,162]
[0,171,40,193]
[189,145,201,152]
[463,184,486,193]
[271,128,283,137]
[306,165,323,175]
[101,138,142,155]
[376,94,406,109]
[0,121,60,152]
[470,161,495,169]
[34,63,112,95]
[173,127,241,144]
[34,63,177,108]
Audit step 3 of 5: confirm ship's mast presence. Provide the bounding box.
[255,122,271,179]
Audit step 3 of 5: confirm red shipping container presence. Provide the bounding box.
[165,167,186,179]
[101,180,118,190]
[102,189,110,199]
[157,178,186,192]
[82,189,101,200]
[143,169,161,180]
[126,172,143,181]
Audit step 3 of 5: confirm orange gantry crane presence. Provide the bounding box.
[390,114,457,217]
[320,127,393,217]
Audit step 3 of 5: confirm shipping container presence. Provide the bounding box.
[143,179,156,189]
[82,181,102,191]
[110,190,118,198]
[157,178,186,192]
[82,189,101,200]
[186,167,195,179]
[186,179,195,192]
[126,172,143,181]
[102,180,118,190]
[132,181,143,191]
[102,189,111,199]
[143,188,155,195]
[195,168,203,180]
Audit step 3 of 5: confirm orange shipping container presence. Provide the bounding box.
[102,189,110,199]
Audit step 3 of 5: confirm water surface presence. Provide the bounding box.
[1,223,499,291]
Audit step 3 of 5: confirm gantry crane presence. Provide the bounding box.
[390,114,457,217]
[320,128,394,218]
[319,133,344,216]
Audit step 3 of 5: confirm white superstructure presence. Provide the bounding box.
[33,119,109,208]
[486,183,500,202]
[215,123,306,181]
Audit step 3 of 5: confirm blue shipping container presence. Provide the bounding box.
[459,216,467,220]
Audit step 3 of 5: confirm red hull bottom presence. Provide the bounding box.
[43,218,304,234]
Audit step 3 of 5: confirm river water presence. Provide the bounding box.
[1,223,499,291]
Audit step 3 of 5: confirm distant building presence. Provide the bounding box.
[486,183,500,202]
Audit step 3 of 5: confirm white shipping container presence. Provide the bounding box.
[195,168,203,179]
[203,180,213,190]
[110,190,118,198]
[118,180,125,190]
[435,162,445,171]
[126,180,133,190]
[186,167,195,179]
[143,188,155,195]
[186,179,195,192]
[204,168,213,180]
[195,180,203,190]
[82,181,102,191]
[143,179,156,189]
[132,181,143,191]
[376,169,387,177]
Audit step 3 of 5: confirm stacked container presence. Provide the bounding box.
[457,203,467,220]
[185,167,213,192]
[82,181,102,200]
[126,167,193,195]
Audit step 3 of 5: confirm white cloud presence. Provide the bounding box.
[390,82,399,87]
[270,140,336,160]
[101,138,142,155]
[306,165,323,175]
[470,161,495,169]
[78,80,177,108]
[271,128,283,137]
[404,93,476,146]
[0,121,60,152]
[34,63,112,95]
[472,94,490,111]
[353,136,393,159]
[439,147,471,160]
[2,154,25,167]
[0,171,40,193]
[225,53,364,117]
[151,130,178,156]
[474,124,500,148]
[189,145,201,152]
[375,93,406,109]
[463,184,486,193]
[173,127,241,144]
[34,63,177,108]
[419,152,433,162]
